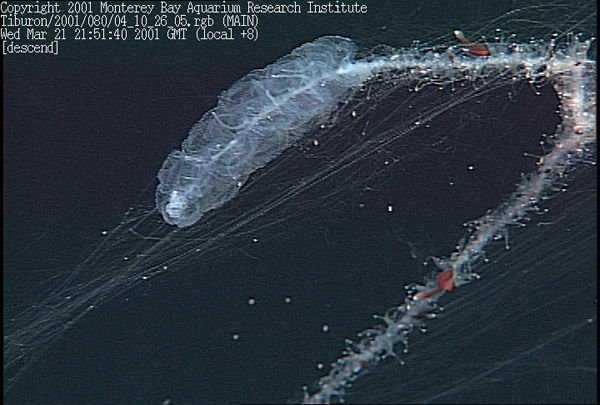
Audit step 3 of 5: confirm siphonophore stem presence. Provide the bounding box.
[301,37,596,403]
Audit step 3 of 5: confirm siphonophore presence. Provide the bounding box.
[156,37,367,227]
[4,1,596,403]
